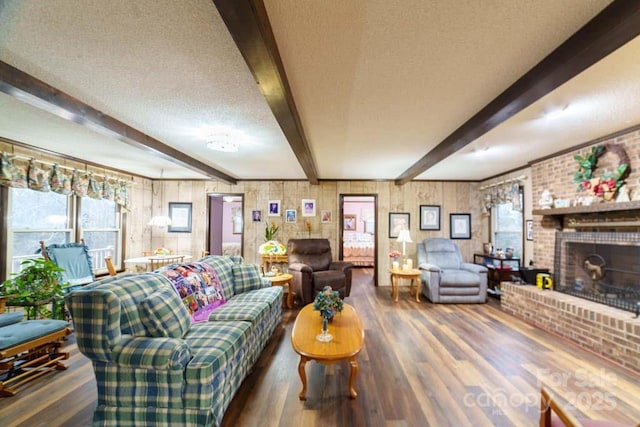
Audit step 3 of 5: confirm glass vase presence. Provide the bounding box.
[316,316,333,342]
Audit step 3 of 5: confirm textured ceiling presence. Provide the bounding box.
[1,0,638,182]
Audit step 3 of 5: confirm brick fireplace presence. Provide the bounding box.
[504,129,640,373]
[553,231,640,314]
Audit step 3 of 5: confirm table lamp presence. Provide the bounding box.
[396,229,412,264]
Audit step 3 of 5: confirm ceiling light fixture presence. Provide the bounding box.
[543,104,570,120]
[206,134,238,152]
[148,215,172,227]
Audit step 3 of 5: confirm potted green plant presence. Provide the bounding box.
[1,258,67,319]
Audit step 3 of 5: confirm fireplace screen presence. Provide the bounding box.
[553,231,640,314]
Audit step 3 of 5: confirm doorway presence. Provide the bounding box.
[340,194,377,286]
[207,194,243,257]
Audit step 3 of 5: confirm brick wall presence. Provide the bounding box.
[502,283,640,374]
[531,128,640,269]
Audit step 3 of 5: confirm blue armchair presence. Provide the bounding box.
[417,238,488,303]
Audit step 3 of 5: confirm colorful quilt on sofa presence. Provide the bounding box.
[156,262,226,322]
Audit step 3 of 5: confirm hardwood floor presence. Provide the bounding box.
[2,268,639,426]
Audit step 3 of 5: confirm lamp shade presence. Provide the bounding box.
[148,215,172,227]
[258,240,287,255]
[396,229,412,243]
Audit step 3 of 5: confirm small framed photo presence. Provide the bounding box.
[302,199,316,217]
[450,213,471,239]
[321,210,332,223]
[268,200,281,216]
[526,219,533,241]
[252,210,262,222]
[344,214,356,230]
[285,209,297,223]
[389,212,410,238]
[420,205,440,230]
[168,202,192,233]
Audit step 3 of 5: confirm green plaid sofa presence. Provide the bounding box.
[65,255,282,426]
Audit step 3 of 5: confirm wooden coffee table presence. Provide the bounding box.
[291,303,364,400]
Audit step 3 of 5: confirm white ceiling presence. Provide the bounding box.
[1,0,638,182]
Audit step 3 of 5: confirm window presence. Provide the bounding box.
[8,189,72,273]
[80,197,121,273]
[491,189,523,259]
[6,188,122,276]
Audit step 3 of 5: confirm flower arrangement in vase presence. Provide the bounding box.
[313,286,344,342]
[389,250,401,262]
[264,222,279,241]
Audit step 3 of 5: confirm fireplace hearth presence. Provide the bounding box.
[553,231,640,314]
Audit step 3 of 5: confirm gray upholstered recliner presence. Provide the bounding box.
[417,238,488,303]
[287,239,354,305]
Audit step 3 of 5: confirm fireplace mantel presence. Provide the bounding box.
[533,200,640,229]
[532,200,640,217]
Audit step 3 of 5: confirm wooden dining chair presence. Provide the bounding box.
[105,256,117,276]
[149,255,184,271]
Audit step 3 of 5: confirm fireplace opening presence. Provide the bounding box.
[553,231,640,313]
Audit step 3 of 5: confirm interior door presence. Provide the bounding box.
[340,194,377,286]
[208,195,243,257]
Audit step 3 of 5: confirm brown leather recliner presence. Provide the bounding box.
[287,239,354,305]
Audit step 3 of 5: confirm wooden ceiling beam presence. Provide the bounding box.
[395,0,640,185]
[213,0,319,185]
[0,60,238,185]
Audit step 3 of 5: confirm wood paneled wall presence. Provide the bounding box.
[151,180,482,285]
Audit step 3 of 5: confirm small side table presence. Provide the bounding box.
[389,269,422,303]
[265,273,294,308]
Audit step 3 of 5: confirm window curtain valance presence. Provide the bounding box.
[481,181,522,214]
[0,153,131,207]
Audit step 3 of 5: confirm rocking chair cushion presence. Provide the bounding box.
[0,319,68,351]
[0,312,24,328]
[139,287,191,339]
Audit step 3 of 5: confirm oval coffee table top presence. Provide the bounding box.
[291,303,364,360]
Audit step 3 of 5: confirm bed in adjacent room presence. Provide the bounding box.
[343,231,374,266]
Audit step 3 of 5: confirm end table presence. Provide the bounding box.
[265,273,294,308]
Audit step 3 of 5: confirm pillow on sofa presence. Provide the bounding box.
[156,262,226,322]
[139,286,191,338]
[232,263,264,294]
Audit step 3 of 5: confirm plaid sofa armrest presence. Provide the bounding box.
[111,335,192,370]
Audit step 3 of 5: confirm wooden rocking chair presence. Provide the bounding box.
[0,296,72,396]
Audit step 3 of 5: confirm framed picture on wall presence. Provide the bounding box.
[268,200,281,216]
[285,209,297,223]
[420,205,440,230]
[321,210,332,223]
[168,202,192,233]
[302,199,316,216]
[252,210,262,222]
[450,213,471,239]
[344,214,356,230]
[389,212,410,238]
[526,219,533,241]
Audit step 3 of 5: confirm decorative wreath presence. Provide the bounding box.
[573,143,629,197]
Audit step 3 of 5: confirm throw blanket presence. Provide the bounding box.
[156,262,226,322]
